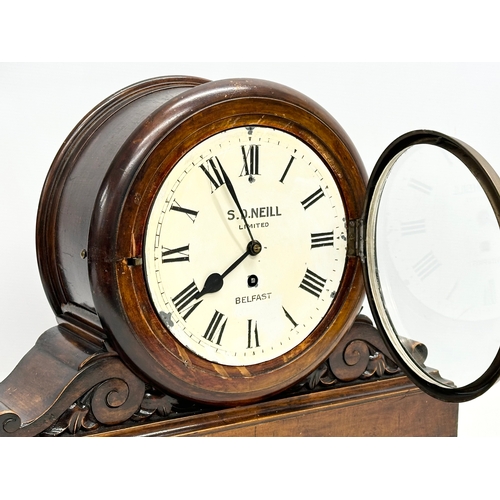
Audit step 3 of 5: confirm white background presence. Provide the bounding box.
[2,62,500,437]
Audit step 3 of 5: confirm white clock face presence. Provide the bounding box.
[143,126,347,366]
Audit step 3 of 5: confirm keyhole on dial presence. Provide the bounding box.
[248,275,259,287]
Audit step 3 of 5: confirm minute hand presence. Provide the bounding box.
[220,164,256,242]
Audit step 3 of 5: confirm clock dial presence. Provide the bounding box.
[144,126,347,366]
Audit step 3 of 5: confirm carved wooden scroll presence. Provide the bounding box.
[0,315,409,436]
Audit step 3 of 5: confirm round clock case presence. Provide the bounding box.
[37,76,367,405]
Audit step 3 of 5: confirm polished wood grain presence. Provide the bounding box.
[94,377,458,437]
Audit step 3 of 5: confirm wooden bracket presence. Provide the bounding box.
[0,315,455,437]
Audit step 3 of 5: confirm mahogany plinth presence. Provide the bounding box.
[95,376,458,437]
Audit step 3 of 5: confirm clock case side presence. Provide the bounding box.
[0,77,214,435]
[362,129,500,402]
[36,76,209,330]
[88,78,369,405]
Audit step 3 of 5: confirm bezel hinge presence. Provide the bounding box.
[347,219,365,262]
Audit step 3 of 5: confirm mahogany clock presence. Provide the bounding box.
[2,75,500,436]
[36,76,367,405]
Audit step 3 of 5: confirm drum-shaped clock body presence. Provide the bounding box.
[36,77,367,405]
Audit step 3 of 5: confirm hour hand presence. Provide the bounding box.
[196,272,224,299]
[196,241,261,299]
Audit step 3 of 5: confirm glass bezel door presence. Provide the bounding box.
[364,130,500,402]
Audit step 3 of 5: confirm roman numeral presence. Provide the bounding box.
[203,311,227,345]
[200,156,225,192]
[401,219,426,236]
[279,155,295,183]
[172,281,202,319]
[161,245,189,263]
[311,231,334,248]
[283,307,298,328]
[301,187,325,210]
[170,201,198,222]
[300,268,327,298]
[413,252,441,280]
[240,145,260,177]
[247,319,260,349]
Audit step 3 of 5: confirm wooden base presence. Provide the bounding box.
[0,316,458,437]
[95,376,458,437]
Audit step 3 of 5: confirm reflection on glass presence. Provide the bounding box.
[368,144,500,388]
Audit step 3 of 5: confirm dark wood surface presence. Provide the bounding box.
[0,314,458,437]
[93,376,458,437]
